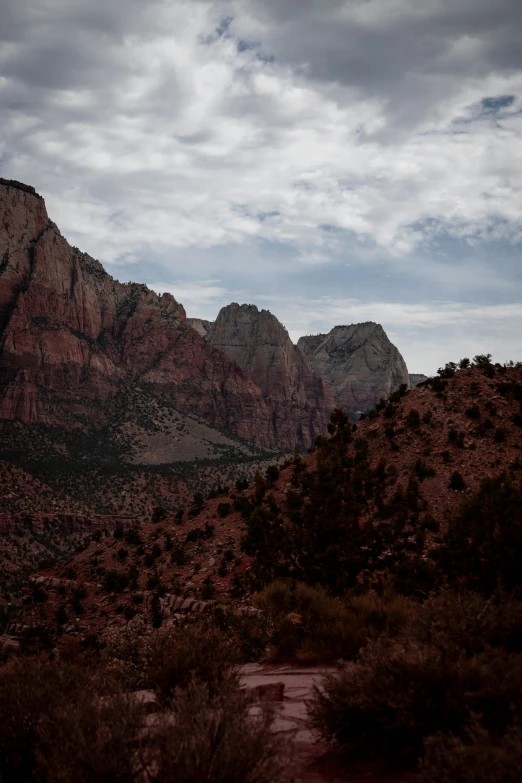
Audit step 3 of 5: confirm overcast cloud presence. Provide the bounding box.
[1,0,521,372]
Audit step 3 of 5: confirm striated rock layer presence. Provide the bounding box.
[206,303,335,446]
[298,322,410,416]
[0,179,324,450]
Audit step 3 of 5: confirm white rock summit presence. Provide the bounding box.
[298,322,410,416]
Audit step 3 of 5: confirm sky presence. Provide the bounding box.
[1,0,521,374]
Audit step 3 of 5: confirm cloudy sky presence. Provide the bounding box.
[1,0,522,373]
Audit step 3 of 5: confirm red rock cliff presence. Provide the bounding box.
[0,179,325,449]
[207,303,335,447]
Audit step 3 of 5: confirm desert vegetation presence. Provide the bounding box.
[3,361,522,780]
[0,620,287,783]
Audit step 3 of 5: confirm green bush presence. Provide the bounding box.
[449,471,466,490]
[103,569,130,594]
[407,409,421,429]
[0,660,141,783]
[421,722,522,783]
[437,474,522,594]
[0,650,287,783]
[408,590,522,656]
[151,677,287,783]
[145,622,239,703]
[309,640,522,766]
[253,581,411,663]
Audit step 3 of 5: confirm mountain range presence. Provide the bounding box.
[1,177,410,459]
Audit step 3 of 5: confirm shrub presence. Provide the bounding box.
[146,622,239,703]
[421,722,522,783]
[0,660,142,783]
[217,502,232,518]
[0,658,62,783]
[309,639,522,766]
[449,471,466,490]
[459,358,471,369]
[201,576,215,600]
[152,506,167,524]
[409,589,522,656]
[414,460,436,481]
[437,474,522,594]
[494,427,506,443]
[254,581,353,662]
[474,353,492,368]
[41,683,142,783]
[103,569,130,594]
[430,377,447,393]
[171,545,186,566]
[448,429,465,447]
[253,581,411,663]
[465,405,481,420]
[265,465,280,484]
[124,527,142,546]
[407,409,421,429]
[438,362,457,378]
[151,677,287,783]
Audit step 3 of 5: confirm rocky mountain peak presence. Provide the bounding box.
[0,179,332,450]
[298,321,409,415]
[205,302,335,445]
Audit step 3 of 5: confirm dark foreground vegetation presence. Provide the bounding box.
[3,358,522,781]
[0,623,287,783]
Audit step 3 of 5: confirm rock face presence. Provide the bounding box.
[206,303,335,446]
[298,322,410,415]
[0,179,321,450]
[187,318,213,338]
[409,373,428,388]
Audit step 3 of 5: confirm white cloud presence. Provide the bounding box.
[279,298,522,374]
[1,0,521,261]
[1,0,522,374]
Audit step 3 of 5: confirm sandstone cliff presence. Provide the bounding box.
[0,179,320,450]
[409,373,428,387]
[206,303,335,446]
[187,318,213,338]
[298,322,410,415]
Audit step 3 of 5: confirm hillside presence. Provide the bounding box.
[8,360,522,646]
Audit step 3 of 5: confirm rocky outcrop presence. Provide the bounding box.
[0,179,319,450]
[187,318,213,338]
[206,303,335,446]
[409,373,428,387]
[298,322,409,416]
